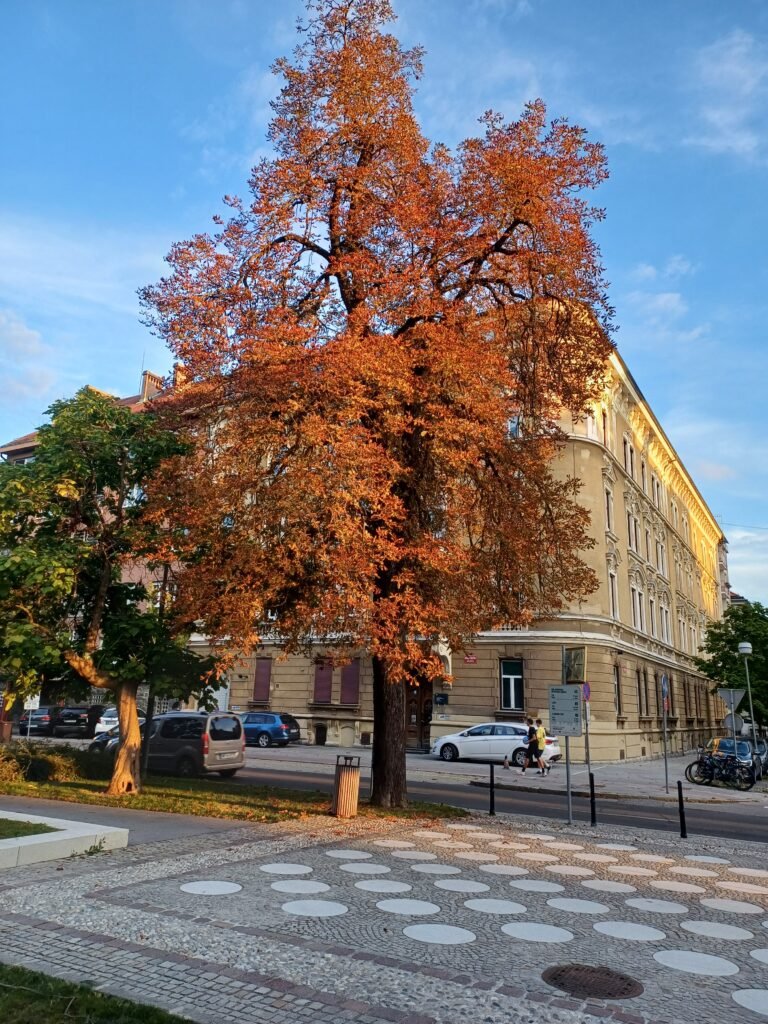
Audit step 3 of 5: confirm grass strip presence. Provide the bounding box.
[0,963,189,1024]
[0,775,466,823]
[0,819,57,840]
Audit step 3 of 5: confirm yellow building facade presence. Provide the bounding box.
[203,350,729,761]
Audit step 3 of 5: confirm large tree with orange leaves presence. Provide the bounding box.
[142,0,613,807]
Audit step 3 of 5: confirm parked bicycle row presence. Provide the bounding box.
[685,735,767,791]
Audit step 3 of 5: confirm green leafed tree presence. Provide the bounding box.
[694,601,768,726]
[0,387,216,794]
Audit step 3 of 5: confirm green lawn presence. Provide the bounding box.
[0,775,466,823]
[0,964,189,1024]
[0,819,57,840]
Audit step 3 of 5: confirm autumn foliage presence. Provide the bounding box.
[143,0,613,806]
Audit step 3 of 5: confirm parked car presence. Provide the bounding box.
[87,718,146,754]
[431,723,561,766]
[16,706,58,736]
[241,712,301,748]
[706,737,761,775]
[145,711,245,777]
[49,705,92,737]
[93,706,119,735]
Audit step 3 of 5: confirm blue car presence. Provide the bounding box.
[241,712,301,748]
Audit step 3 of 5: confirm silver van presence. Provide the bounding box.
[147,712,245,778]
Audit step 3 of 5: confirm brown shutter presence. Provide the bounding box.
[253,658,272,702]
[339,659,360,705]
[313,660,333,703]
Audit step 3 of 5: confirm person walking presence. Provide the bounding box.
[521,718,538,774]
[535,719,551,775]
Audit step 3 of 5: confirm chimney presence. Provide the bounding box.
[140,371,164,401]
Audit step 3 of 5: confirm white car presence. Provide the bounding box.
[93,706,118,734]
[431,723,561,767]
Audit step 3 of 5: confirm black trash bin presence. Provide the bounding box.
[315,723,327,746]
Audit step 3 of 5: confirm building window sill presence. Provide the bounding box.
[247,700,270,706]
[495,709,525,718]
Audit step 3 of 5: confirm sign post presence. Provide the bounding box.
[582,681,591,776]
[661,674,669,794]
[549,685,583,825]
[24,693,40,740]
[716,688,745,754]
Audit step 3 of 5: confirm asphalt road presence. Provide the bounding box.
[237,762,768,844]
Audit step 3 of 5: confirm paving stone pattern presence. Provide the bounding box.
[1,812,767,1023]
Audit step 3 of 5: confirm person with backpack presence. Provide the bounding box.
[521,718,538,774]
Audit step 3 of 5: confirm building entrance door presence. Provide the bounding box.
[405,681,433,750]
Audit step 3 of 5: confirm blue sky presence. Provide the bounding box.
[1,0,767,600]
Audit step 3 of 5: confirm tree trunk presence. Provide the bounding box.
[370,656,407,808]
[106,681,142,796]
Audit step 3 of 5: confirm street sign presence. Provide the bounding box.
[723,712,744,733]
[23,694,40,711]
[549,685,583,737]
[582,681,591,701]
[717,687,746,710]
[463,654,478,664]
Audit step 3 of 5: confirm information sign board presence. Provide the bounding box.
[549,685,583,737]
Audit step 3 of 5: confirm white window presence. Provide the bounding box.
[656,540,667,576]
[649,597,657,637]
[500,659,524,711]
[662,605,671,644]
[638,589,645,632]
[605,489,614,532]
[613,664,623,716]
[609,571,619,619]
[641,460,647,493]
[678,615,687,652]
[671,502,678,529]
[645,528,651,561]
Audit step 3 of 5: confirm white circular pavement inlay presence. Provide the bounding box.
[282,900,348,917]
[653,950,740,976]
[434,878,490,893]
[410,863,461,875]
[411,831,451,839]
[545,865,594,877]
[259,863,313,875]
[685,855,730,865]
[489,841,530,851]
[466,832,504,841]
[479,864,528,876]
[594,921,666,942]
[403,924,476,944]
[607,866,657,877]
[501,922,573,943]
[669,867,717,878]
[575,854,618,865]
[445,823,482,831]
[718,881,768,895]
[376,899,440,916]
[454,851,499,862]
[355,880,412,894]
[179,881,242,895]
[596,843,637,851]
[547,898,609,915]
[464,898,527,915]
[701,898,764,915]
[681,920,753,941]
[271,880,330,894]
[631,853,674,864]
[546,842,584,851]
[750,950,768,965]
[729,867,768,880]
[325,850,372,860]
[339,862,391,874]
[510,879,564,893]
[650,880,706,895]
[517,852,559,863]
[518,832,556,840]
[432,841,473,849]
[625,898,689,915]
[732,990,768,1017]
[582,880,637,894]
[373,839,415,848]
[390,851,437,861]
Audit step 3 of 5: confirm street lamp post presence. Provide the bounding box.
[738,641,758,750]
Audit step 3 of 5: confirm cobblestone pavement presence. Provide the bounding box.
[1,811,767,1024]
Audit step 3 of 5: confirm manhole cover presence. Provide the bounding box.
[542,963,644,1000]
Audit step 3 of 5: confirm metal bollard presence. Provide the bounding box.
[489,762,496,816]
[677,780,687,839]
[589,772,597,827]
[331,755,361,818]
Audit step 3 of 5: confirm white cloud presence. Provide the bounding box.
[0,310,57,401]
[630,262,657,282]
[628,289,688,321]
[664,254,696,278]
[685,29,768,159]
[726,528,768,604]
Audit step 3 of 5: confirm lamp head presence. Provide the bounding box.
[738,642,753,657]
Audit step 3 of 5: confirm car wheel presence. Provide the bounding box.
[511,747,527,768]
[176,756,197,778]
[257,732,272,748]
[440,743,459,762]
[218,769,238,778]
